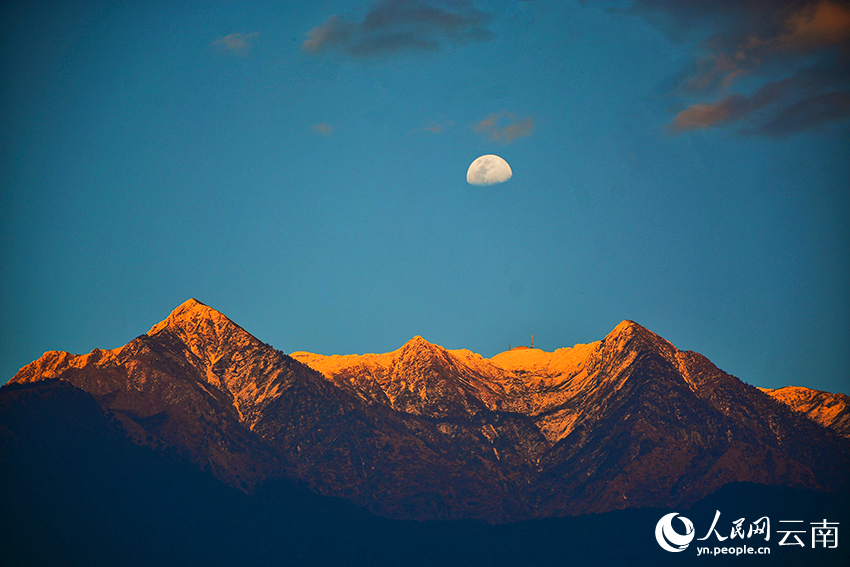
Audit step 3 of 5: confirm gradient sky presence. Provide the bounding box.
[2,0,848,394]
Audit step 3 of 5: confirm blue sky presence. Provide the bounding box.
[2,0,848,394]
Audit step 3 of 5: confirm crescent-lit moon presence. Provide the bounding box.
[467,154,512,186]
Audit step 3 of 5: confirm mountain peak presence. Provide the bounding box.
[142,299,266,366]
[606,319,673,348]
[599,320,686,374]
[177,297,206,310]
[608,319,646,336]
[403,335,433,349]
[147,298,231,336]
[603,319,645,347]
[398,335,447,360]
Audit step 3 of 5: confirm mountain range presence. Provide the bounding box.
[5,298,849,526]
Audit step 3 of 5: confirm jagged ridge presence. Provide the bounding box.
[7,299,850,522]
[760,385,850,438]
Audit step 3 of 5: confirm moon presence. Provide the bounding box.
[467,154,512,186]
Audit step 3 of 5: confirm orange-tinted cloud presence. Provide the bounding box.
[671,67,850,136]
[312,122,334,135]
[609,0,850,135]
[211,32,260,55]
[776,0,850,50]
[303,16,355,54]
[302,0,493,58]
[475,112,534,144]
[671,102,733,131]
[422,118,454,133]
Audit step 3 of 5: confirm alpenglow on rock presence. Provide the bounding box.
[8,299,850,522]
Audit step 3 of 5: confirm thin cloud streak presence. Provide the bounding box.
[475,112,534,144]
[671,66,850,136]
[422,118,454,133]
[312,122,334,136]
[211,32,260,55]
[302,0,494,58]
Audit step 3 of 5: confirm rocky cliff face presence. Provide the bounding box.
[8,299,850,521]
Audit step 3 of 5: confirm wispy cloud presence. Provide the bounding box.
[422,117,454,133]
[475,112,534,143]
[670,67,850,136]
[312,122,334,136]
[211,32,260,55]
[611,0,850,136]
[302,0,494,58]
